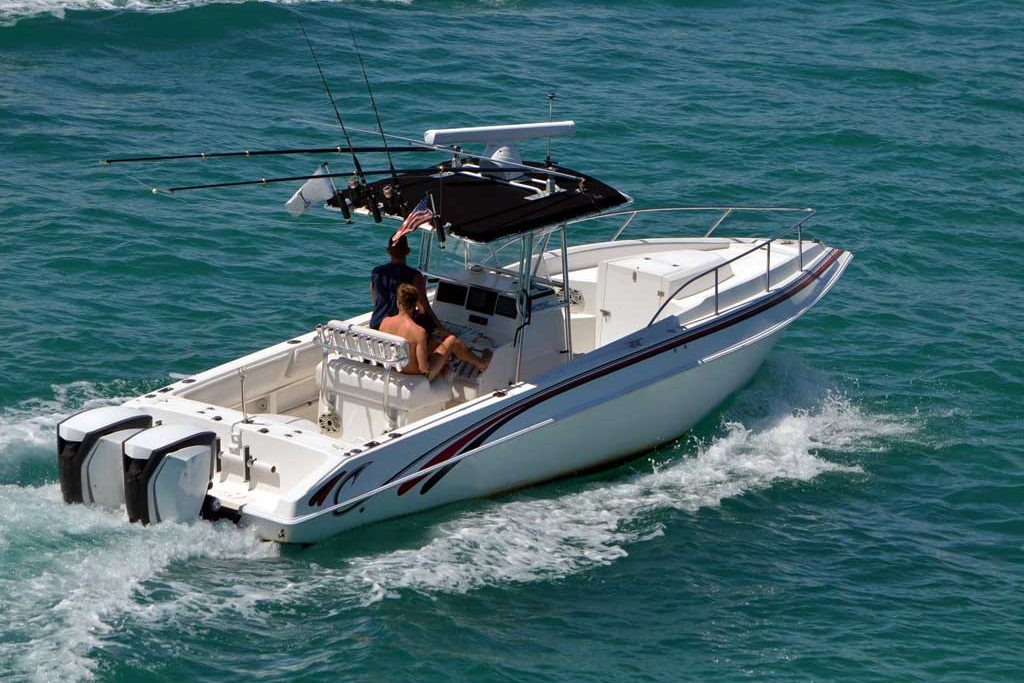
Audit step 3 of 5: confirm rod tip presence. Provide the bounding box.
[100,159,110,165]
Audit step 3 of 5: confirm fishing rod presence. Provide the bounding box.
[102,146,434,165]
[298,18,365,186]
[159,166,557,193]
[164,169,427,193]
[351,32,396,180]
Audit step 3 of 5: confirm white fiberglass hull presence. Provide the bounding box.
[254,329,780,543]
[245,248,851,543]
[56,241,850,544]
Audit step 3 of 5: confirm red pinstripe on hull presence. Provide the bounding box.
[305,248,846,512]
[385,248,846,497]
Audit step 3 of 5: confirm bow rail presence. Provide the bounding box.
[568,206,817,327]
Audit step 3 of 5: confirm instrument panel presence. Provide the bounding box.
[436,281,518,320]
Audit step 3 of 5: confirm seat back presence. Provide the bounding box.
[316,321,450,441]
[318,320,409,370]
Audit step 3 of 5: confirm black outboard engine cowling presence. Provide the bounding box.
[57,406,153,505]
[122,425,217,525]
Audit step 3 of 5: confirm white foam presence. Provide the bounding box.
[0,0,412,27]
[0,381,132,468]
[76,383,906,623]
[0,380,287,680]
[0,484,276,682]
[344,388,910,602]
[0,362,915,677]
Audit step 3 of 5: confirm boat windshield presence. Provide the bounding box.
[421,228,561,293]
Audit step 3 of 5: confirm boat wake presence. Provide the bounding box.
[0,382,277,682]
[0,365,912,680]
[344,377,910,602]
[0,484,275,682]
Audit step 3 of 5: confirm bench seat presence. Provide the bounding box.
[315,321,454,440]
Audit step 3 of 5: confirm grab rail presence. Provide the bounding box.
[316,322,409,369]
[568,205,812,242]
[567,206,816,327]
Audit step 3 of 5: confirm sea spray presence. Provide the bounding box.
[340,390,905,602]
[0,381,143,486]
[0,484,276,682]
[0,380,140,456]
[0,367,915,681]
[1,0,1019,677]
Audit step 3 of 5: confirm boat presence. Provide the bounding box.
[58,120,852,543]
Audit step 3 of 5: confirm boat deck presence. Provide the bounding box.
[552,236,824,351]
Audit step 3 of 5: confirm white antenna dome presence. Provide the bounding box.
[480,143,524,181]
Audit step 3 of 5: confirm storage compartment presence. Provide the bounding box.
[595,249,733,344]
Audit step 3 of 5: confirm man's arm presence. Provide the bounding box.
[414,272,447,334]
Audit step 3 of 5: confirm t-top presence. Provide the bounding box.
[370,262,419,329]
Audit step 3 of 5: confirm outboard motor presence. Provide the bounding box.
[57,406,153,506]
[122,425,217,525]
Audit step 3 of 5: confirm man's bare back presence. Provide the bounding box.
[379,313,432,376]
[380,284,492,381]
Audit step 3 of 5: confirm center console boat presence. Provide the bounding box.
[58,121,851,543]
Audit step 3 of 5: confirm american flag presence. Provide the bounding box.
[391,194,432,245]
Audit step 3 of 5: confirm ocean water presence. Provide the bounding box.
[1,1,1022,680]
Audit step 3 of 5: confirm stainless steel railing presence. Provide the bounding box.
[568,206,817,327]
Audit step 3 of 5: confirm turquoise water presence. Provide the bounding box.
[2,1,1022,680]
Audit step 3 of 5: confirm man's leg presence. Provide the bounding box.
[435,335,492,373]
[426,348,451,381]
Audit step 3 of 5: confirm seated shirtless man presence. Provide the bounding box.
[380,284,492,381]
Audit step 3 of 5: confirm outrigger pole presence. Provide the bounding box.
[164,169,424,193]
[298,18,365,186]
[101,146,432,165]
[159,166,571,194]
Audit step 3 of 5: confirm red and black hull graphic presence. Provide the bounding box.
[327,248,844,514]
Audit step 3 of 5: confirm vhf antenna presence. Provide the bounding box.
[545,91,557,194]
[545,91,556,165]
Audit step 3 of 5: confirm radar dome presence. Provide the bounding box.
[480,143,524,181]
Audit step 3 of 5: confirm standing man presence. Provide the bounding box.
[369,234,444,333]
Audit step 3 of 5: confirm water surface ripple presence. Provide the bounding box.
[1,1,1022,681]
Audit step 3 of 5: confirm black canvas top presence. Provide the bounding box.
[328,160,630,243]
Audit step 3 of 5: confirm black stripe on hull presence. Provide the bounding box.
[329,249,844,512]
